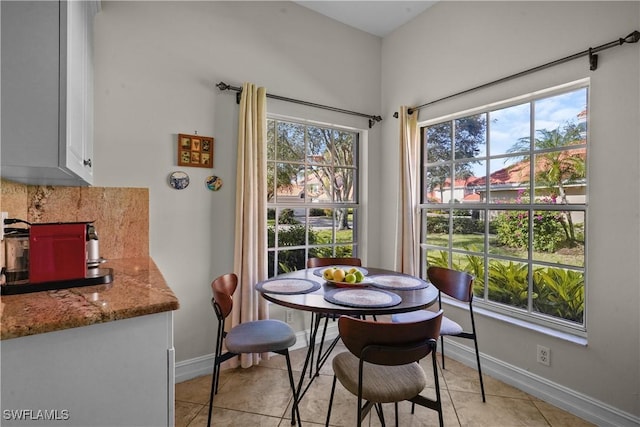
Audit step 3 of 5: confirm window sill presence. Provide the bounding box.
[442,299,588,346]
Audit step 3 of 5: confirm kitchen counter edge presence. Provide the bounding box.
[0,258,179,340]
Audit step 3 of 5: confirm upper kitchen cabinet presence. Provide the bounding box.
[1,1,100,186]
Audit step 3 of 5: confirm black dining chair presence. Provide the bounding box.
[392,266,486,402]
[307,257,363,377]
[326,312,444,427]
[207,273,300,427]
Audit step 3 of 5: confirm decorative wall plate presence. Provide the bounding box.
[169,171,190,190]
[206,175,223,191]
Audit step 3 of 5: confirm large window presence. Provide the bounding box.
[267,117,360,278]
[421,81,588,334]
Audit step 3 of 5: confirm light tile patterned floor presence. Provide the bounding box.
[175,342,595,427]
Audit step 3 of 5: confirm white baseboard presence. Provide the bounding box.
[176,327,638,427]
[443,339,640,427]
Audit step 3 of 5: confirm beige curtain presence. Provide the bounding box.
[232,82,268,368]
[395,106,420,276]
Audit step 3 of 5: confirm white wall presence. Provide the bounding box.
[381,0,639,420]
[93,1,382,363]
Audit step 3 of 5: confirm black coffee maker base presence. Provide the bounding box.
[0,268,114,295]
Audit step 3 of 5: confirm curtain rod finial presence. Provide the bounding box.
[216,82,230,91]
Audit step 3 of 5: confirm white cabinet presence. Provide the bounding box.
[1,1,99,186]
[1,312,175,427]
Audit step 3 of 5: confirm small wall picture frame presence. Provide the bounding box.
[178,133,214,168]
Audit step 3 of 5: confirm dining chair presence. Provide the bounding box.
[207,273,300,427]
[306,257,362,377]
[325,312,444,427]
[391,266,486,402]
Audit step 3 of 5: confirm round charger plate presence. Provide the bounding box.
[324,288,401,308]
[255,278,320,295]
[313,266,369,277]
[368,274,430,291]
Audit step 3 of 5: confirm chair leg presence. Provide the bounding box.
[432,348,444,427]
[473,335,486,402]
[374,403,386,426]
[394,402,399,426]
[207,359,219,427]
[440,335,446,369]
[325,376,338,427]
[284,351,302,427]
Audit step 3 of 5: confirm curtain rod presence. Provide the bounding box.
[394,30,640,118]
[216,82,383,128]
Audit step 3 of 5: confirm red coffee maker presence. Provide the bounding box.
[29,222,89,283]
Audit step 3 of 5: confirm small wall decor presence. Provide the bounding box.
[169,171,190,189]
[178,133,214,168]
[206,175,223,191]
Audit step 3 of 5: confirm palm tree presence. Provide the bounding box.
[508,122,585,242]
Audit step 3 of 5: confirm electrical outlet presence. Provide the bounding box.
[285,310,293,324]
[0,212,8,241]
[537,345,550,366]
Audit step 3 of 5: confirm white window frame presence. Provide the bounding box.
[266,114,367,277]
[418,79,589,339]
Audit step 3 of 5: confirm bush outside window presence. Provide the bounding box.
[421,81,588,334]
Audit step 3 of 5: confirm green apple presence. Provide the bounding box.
[354,271,365,283]
[345,273,356,283]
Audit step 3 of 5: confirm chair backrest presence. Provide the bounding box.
[338,311,443,366]
[211,273,238,320]
[427,266,474,303]
[307,257,362,268]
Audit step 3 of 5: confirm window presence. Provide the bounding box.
[267,117,360,278]
[420,81,588,334]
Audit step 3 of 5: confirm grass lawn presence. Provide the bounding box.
[427,233,584,267]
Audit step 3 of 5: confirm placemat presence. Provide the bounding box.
[313,266,369,277]
[324,288,401,308]
[255,278,320,295]
[369,274,430,291]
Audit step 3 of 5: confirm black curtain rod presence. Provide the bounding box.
[394,30,640,118]
[216,82,383,128]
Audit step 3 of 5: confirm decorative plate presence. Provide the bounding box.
[206,175,223,191]
[169,171,190,190]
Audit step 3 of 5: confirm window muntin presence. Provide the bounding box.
[267,117,360,277]
[420,82,588,334]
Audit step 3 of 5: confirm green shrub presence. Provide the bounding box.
[427,249,584,323]
[493,210,565,252]
[278,209,297,224]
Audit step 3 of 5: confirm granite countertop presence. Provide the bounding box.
[0,258,179,340]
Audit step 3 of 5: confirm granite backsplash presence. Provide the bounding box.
[0,179,149,269]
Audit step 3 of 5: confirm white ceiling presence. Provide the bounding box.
[293,1,438,37]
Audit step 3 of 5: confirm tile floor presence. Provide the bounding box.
[175,341,596,427]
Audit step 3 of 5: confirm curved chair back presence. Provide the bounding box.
[307,257,362,268]
[427,266,474,302]
[211,273,238,320]
[338,311,443,366]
